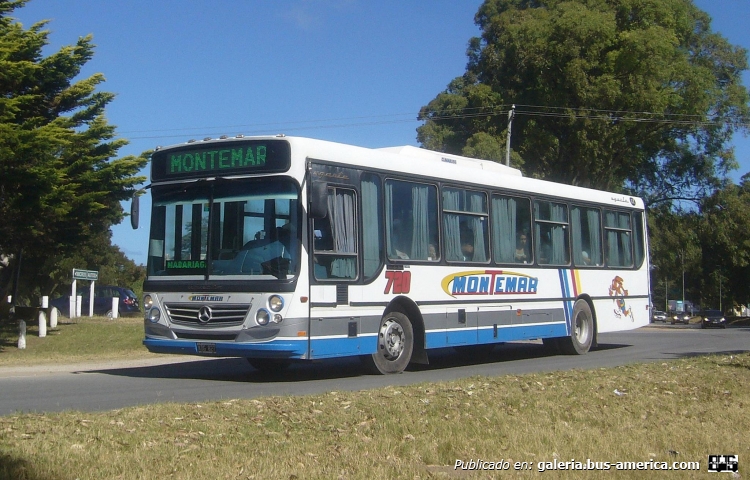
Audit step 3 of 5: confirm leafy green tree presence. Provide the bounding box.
[647,206,701,311]
[418,0,749,205]
[0,0,148,311]
[697,174,750,309]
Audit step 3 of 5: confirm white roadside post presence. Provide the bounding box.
[70,278,77,319]
[50,305,58,329]
[111,296,119,319]
[75,295,82,318]
[89,280,95,317]
[38,296,48,338]
[17,320,26,349]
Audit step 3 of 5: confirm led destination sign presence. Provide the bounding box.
[151,139,291,181]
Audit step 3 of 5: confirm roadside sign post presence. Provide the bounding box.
[71,269,99,318]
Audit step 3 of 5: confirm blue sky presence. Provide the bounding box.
[11,0,750,266]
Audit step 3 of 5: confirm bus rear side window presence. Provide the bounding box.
[571,206,602,267]
[604,210,633,267]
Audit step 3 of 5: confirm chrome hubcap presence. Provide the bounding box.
[379,318,404,360]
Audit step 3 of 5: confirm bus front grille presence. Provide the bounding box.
[165,303,250,327]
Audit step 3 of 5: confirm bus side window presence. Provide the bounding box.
[444,187,488,263]
[571,205,602,267]
[491,195,532,264]
[534,200,569,266]
[313,187,358,280]
[604,210,633,267]
[385,179,438,262]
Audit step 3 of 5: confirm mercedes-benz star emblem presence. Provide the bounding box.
[198,306,212,324]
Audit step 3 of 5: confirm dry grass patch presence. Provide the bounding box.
[1,352,748,479]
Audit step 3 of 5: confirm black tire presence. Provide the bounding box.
[247,358,291,373]
[559,300,595,355]
[363,311,414,374]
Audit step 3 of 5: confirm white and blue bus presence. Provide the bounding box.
[133,135,650,374]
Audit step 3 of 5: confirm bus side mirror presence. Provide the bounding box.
[130,193,140,230]
[309,182,328,219]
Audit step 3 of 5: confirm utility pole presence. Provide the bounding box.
[680,250,685,312]
[505,104,515,166]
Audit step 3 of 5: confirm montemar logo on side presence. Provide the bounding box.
[441,270,539,298]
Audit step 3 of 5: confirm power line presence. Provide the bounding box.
[116,104,749,142]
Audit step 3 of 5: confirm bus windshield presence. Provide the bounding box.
[147,178,299,280]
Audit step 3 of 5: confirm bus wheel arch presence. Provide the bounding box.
[385,296,427,365]
[363,296,425,374]
[560,296,597,355]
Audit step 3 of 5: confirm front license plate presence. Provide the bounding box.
[196,343,216,353]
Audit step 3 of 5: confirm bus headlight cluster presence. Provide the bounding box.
[143,295,154,310]
[269,295,284,312]
[256,309,270,326]
[255,295,285,326]
[147,307,161,323]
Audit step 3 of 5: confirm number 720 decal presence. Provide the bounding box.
[384,270,411,294]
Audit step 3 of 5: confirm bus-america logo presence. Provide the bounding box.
[441,270,539,298]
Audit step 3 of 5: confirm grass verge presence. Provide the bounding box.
[0,315,157,367]
[1,352,748,479]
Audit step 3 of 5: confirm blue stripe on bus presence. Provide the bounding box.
[145,321,571,361]
[558,268,573,336]
[143,337,308,358]
[475,323,567,344]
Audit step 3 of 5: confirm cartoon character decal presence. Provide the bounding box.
[609,276,633,321]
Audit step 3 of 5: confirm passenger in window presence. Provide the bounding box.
[581,251,592,265]
[515,232,529,263]
[539,240,551,264]
[428,244,437,261]
[461,240,474,261]
[460,225,474,261]
[394,238,410,259]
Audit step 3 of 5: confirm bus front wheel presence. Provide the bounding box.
[560,300,594,355]
[363,311,414,374]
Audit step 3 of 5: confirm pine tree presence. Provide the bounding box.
[0,0,148,308]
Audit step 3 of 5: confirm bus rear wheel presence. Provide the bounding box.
[559,300,594,355]
[363,311,414,374]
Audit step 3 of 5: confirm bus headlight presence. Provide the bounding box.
[147,307,161,323]
[272,314,283,324]
[143,295,154,310]
[256,309,270,326]
[268,295,284,312]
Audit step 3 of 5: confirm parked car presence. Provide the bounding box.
[700,309,726,329]
[670,311,692,324]
[652,310,667,322]
[49,286,140,318]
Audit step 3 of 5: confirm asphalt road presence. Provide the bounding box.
[1,323,747,416]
